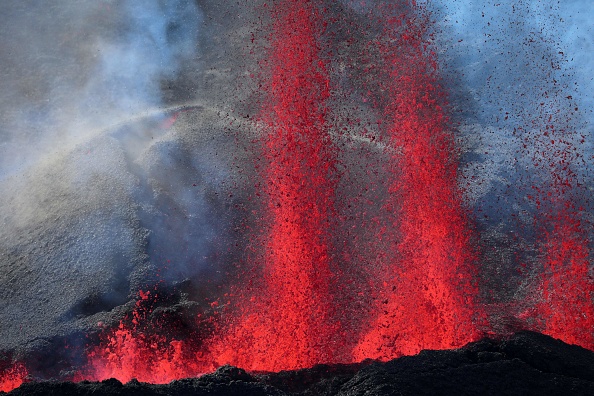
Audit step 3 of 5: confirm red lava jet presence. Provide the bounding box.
[352,3,483,360]
[79,0,340,381]
[208,0,341,371]
[539,205,594,350]
[525,87,594,350]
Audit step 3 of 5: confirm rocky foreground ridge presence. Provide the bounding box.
[4,331,594,395]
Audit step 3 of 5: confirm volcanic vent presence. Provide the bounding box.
[1,0,593,393]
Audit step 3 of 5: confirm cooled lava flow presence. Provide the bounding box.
[352,3,484,360]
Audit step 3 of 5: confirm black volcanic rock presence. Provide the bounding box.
[5,332,594,395]
[7,367,283,396]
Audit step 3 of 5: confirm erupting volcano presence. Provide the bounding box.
[1,0,593,393]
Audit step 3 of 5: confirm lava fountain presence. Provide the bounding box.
[79,289,214,384]
[0,364,27,393]
[208,0,342,371]
[352,3,484,360]
[527,65,594,350]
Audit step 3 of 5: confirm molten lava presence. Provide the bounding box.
[0,363,27,393]
[208,0,341,371]
[539,207,594,350]
[353,5,483,360]
[82,291,213,383]
[529,115,594,350]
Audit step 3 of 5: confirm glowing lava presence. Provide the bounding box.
[529,114,594,350]
[0,363,27,393]
[539,206,594,350]
[209,0,342,371]
[81,291,213,383]
[71,0,593,386]
[353,4,483,360]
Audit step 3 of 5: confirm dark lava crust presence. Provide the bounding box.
[5,331,594,395]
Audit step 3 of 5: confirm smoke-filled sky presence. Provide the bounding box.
[0,0,592,366]
[432,0,594,308]
[433,0,593,134]
[429,0,594,205]
[0,0,202,175]
[0,0,240,351]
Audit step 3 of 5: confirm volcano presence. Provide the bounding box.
[1,0,593,394]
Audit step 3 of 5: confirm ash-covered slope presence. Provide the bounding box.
[0,0,259,353]
[6,332,594,396]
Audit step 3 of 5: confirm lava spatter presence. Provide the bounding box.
[538,206,594,350]
[353,3,484,360]
[81,290,214,383]
[527,116,594,350]
[501,2,594,349]
[65,1,594,386]
[209,0,342,371]
[0,363,27,393]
